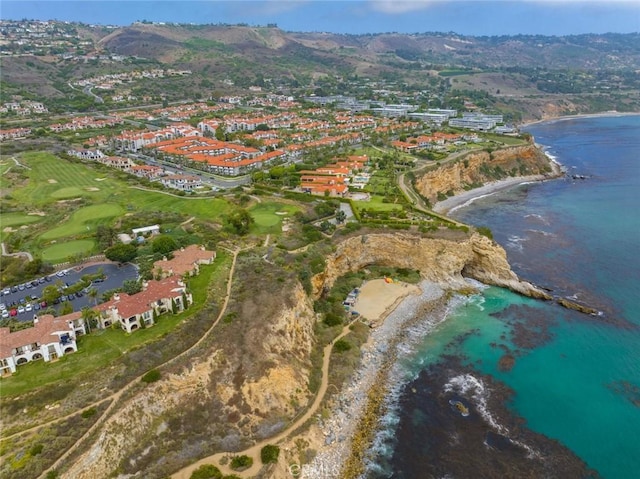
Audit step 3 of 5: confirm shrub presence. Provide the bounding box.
[323,312,343,327]
[230,455,253,471]
[141,369,161,383]
[29,443,44,455]
[334,339,352,353]
[81,407,97,419]
[476,226,494,240]
[261,444,280,464]
[190,464,222,479]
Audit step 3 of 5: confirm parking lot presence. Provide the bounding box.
[1,263,138,320]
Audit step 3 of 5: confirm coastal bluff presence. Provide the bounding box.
[313,232,551,300]
[415,144,554,205]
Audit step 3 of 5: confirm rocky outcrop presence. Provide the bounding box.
[415,145,553,204]
[313,232,550,300]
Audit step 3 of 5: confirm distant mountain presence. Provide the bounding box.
[97,25,640,71]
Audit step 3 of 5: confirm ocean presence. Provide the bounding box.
[366,115,640,478]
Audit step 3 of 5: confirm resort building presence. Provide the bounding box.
[153,245,216,279]
[0,313,85,375]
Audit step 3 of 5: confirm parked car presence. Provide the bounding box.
[9,309,17,317]
[25,303,33,312]
[2,288,10,295]
[18,284,25,291]
[0,303,5,311]
[67,293,75,300]
[38,278,46,284]
[40,301,47,308]
[1,310,9,319]
[17,306,25,314]
[33,303,40,310]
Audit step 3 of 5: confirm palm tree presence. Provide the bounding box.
[88,287,99,307]
[81,307,96,333]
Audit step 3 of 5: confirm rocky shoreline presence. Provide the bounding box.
[302,281,449,478]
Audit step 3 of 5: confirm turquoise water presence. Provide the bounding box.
[379,115,640,478]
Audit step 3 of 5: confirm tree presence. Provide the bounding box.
[96,225,116,249]
[335,209,347,224]
[189,464,222,479]
[42,285,61,305]
[60,301,74,316]
[225,208,254,236]
[260,445,280,464]
[81,307,97,333]
[122,279,142,295]
[88,287,99,306]
[105,243,137,263]
[152,235,178,255]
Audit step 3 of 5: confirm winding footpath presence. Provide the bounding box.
[33,247,243,478]
[171,321,356,478]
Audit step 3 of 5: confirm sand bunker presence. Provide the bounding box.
[85,187,100,191]
[275,211,288,215]
[95,178,107,181]
[48,179,58,184]
[28,211,46,216]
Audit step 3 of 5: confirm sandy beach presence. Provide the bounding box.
[302,279,448,478]
[352,278,422,326]
[432,174,549,215]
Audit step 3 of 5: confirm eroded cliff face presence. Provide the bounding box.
[415,144,551,204]
[313,232,550,300]
[62,283,317,479]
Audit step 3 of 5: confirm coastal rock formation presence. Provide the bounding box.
[313,232,550,300]
[415,144,553,205]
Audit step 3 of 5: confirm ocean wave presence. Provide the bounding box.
[525,229,556,238]
[448,191,498,214]
[507,235,527,251]
[524,213,550,225]
[444,374,540,459]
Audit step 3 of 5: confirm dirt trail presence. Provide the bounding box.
[171,323,355,478]
[31,248,243,478]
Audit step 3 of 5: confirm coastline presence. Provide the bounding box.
[432,174,548,215]
[519,110,640,129]
[302,280,448,478]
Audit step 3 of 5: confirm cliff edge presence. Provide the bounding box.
[314,232,550,300]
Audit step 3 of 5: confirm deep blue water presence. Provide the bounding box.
[371,115,640,479]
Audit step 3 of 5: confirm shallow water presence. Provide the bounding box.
[368,115,640,479]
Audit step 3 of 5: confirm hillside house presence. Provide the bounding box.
[153,245,216,278]
[0,313,85,375]
[96,276,191,333]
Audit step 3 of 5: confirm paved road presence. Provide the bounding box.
[1,263,138,320]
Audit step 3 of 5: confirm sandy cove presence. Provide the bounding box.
[299,279,448,478]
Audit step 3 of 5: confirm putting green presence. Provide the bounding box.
[41,204,123,240]
[50,186,86,199]
[42,239,95,263]
[250,202,299,234]
[1,213,43,227]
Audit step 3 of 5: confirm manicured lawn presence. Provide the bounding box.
[353,195,403,213]
[249,202,300,235]
[0,213,43,227]
[0,256,230,398]
[13,152,116,206]
[41,239,96,263]
[3,152,233,251]
[41,204,123,240]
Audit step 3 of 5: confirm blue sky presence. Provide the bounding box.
[1,1,639,36]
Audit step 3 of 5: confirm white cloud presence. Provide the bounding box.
[369,0,640,15]
[370,1,435,14]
